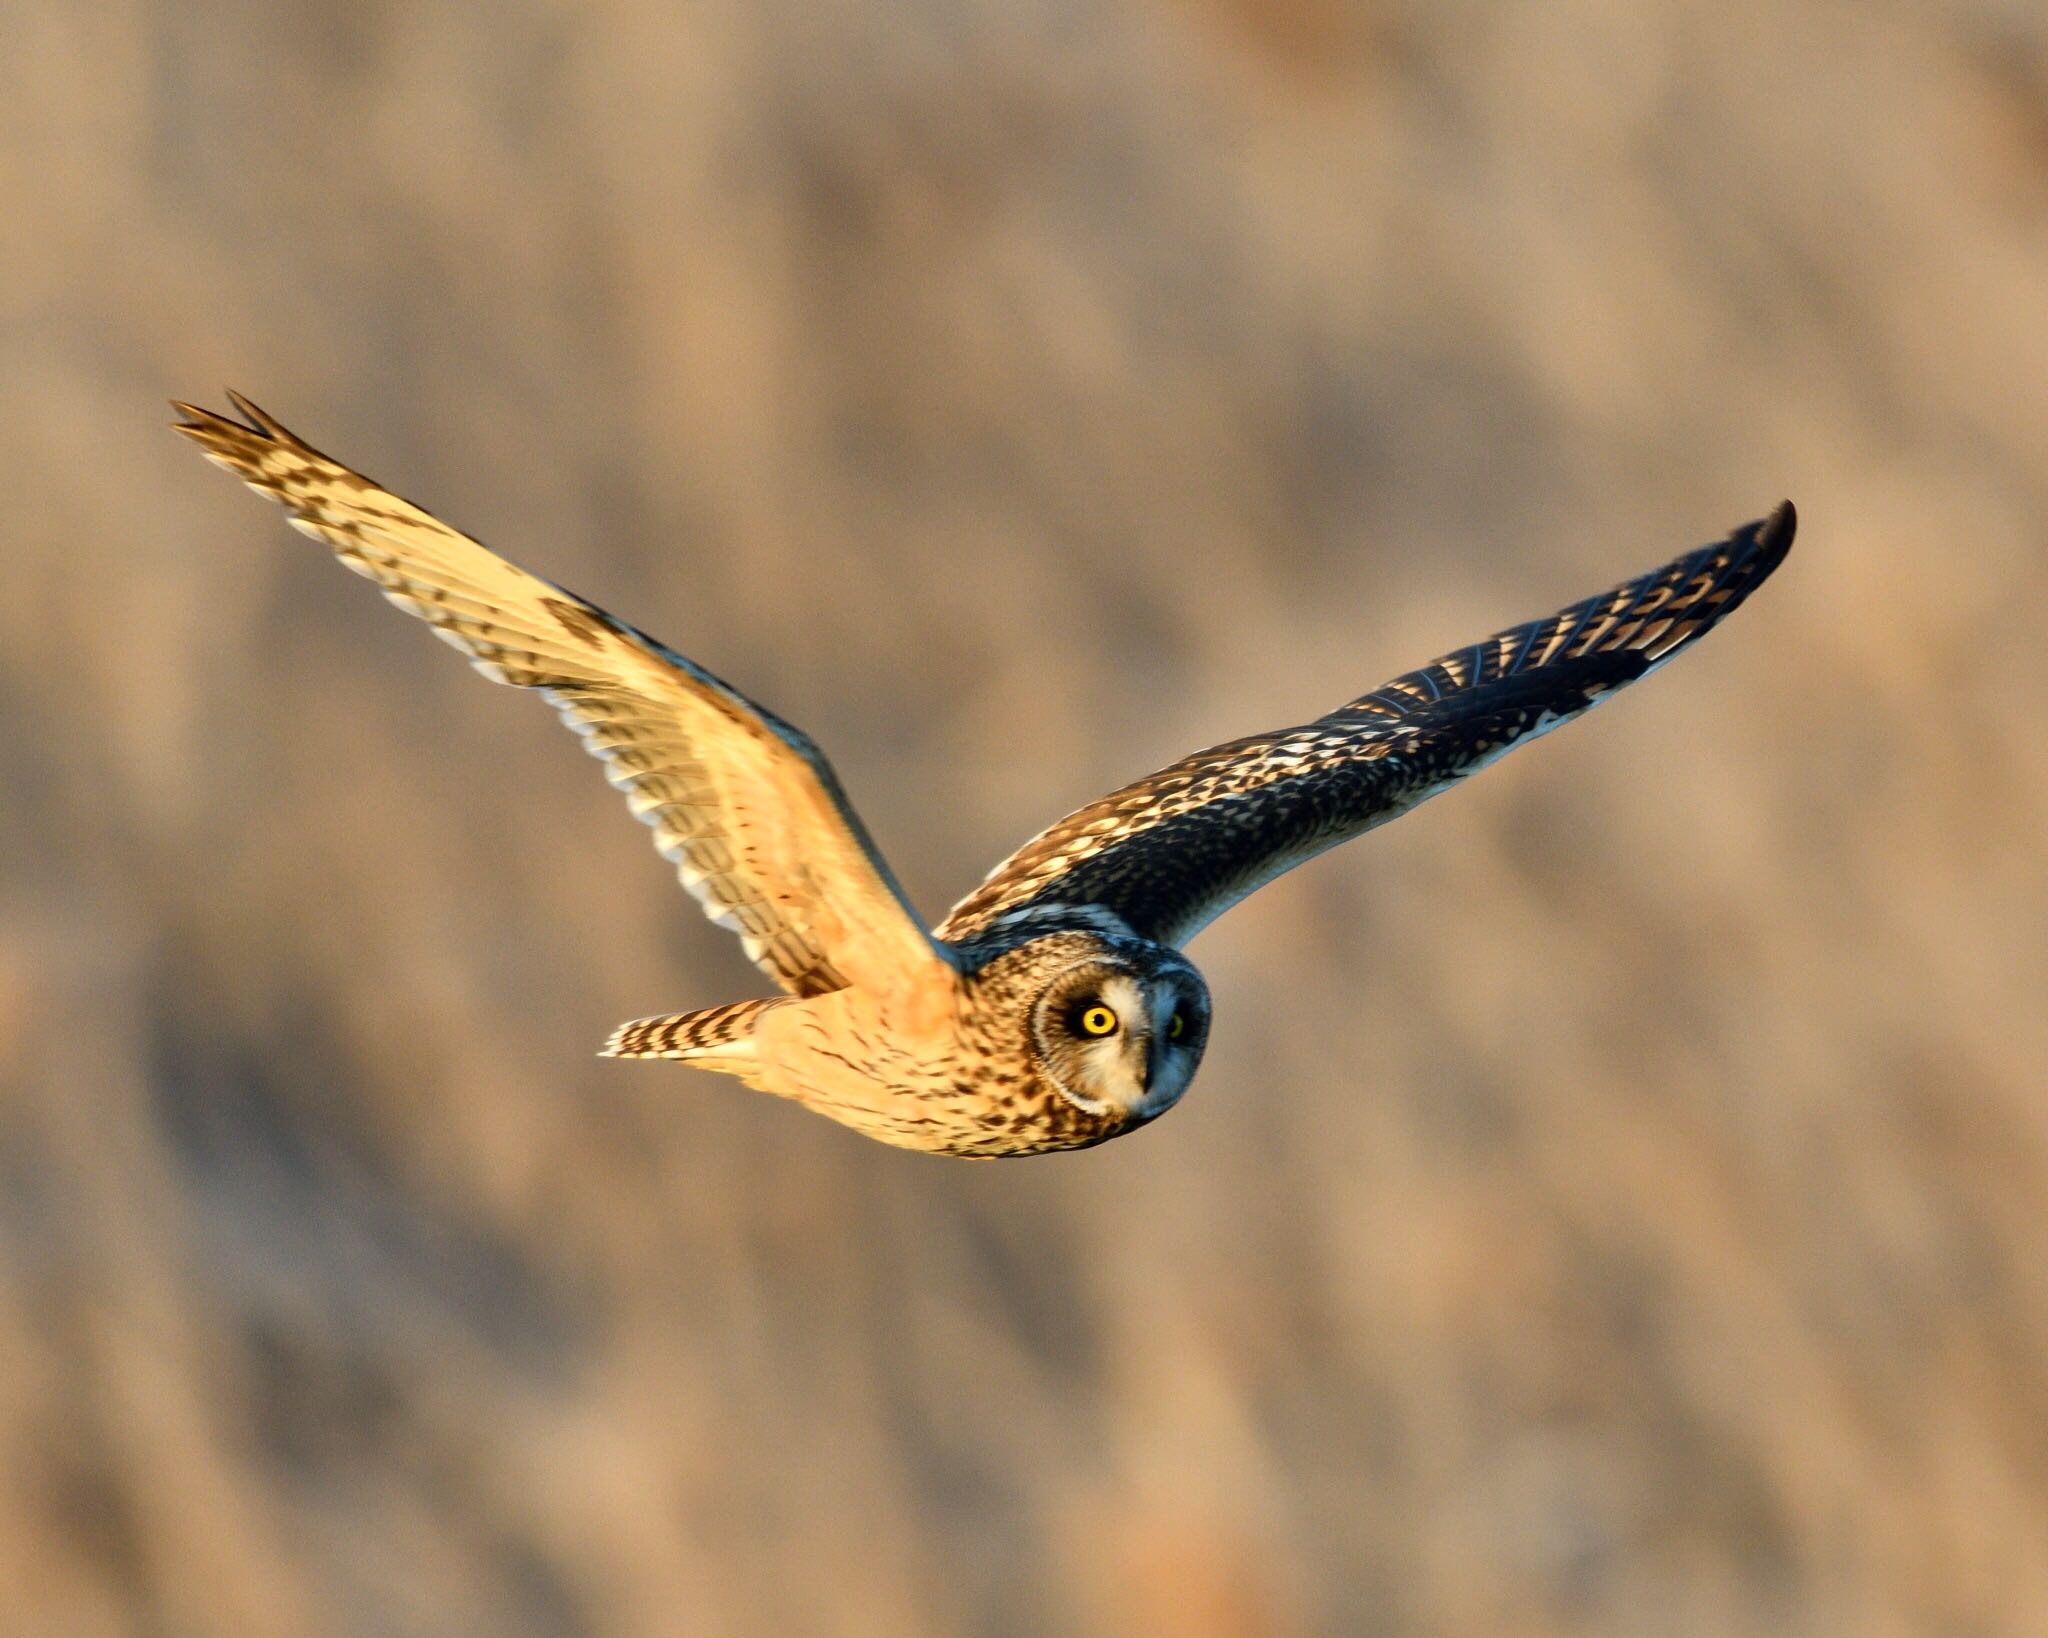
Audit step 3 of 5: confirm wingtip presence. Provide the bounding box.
[1758,498,1796,553]
[169,397,229,436]
[170,394,253,439]
[170,390,293,437]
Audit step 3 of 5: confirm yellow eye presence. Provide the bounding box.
[1168,1011,1186,1040]
[1079,1005,1118,1037]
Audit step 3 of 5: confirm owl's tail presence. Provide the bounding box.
[600,996,782,1084]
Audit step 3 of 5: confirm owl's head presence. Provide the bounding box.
[1026,938,1211,1123]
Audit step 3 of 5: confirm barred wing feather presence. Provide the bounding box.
[177,394,949,1001]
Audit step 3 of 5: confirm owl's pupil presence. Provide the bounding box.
[1168,1011,1185,1039]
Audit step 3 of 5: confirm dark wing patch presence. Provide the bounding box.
[541,596,613,650]
[941,504,1793,949]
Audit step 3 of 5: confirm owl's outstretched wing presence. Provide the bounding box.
[177,394,951,1000]
[941,505,1794,949]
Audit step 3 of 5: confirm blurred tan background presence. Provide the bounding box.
[4,1,2047,1633]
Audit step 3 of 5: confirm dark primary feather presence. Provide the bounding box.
[940,504,1795,949]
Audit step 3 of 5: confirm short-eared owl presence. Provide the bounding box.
[178,395,1793,1157]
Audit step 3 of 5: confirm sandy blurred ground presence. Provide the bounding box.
[3,1,2046,1633]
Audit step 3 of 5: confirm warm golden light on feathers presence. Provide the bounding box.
[177,394,1791,1156]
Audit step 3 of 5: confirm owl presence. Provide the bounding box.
[177,395,1793,1157]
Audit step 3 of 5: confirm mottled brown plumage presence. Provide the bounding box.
[177,394,1792,1156]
